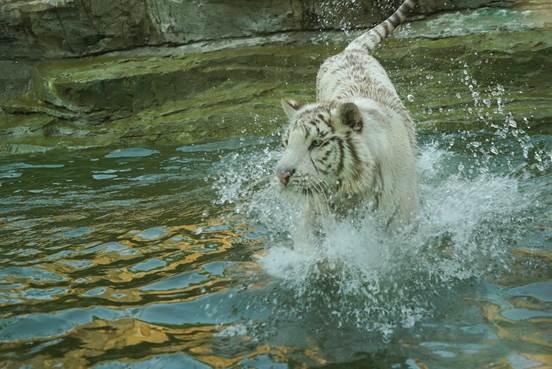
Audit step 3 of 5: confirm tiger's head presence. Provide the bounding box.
[275,99,375,201]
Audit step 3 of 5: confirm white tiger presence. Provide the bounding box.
[275,0,417,229]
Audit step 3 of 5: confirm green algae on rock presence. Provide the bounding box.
[1,5,551,154]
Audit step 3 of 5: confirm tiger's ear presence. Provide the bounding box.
[337,102,363,132]
[281,99,302,120]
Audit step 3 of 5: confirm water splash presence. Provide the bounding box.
[313,0,363,31]
[212,53,549,339]
[450,62,551,175]
[213,134,538,339]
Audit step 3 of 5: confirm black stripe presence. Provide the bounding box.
[318,148,332,164]
[398,11,407,23]
[318,118,331,128]
[373,162,383,209]
[336,137,345,175]
[315,165,329,175]
[385,205,400,230]
[373,26,384,41]
[389,13,401,27]
[383,20,394,35]
[310,156,321,174]
[368,33,380,47]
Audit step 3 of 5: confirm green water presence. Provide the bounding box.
[0,127,550,368]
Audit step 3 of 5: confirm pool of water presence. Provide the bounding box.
[0,113,550,368]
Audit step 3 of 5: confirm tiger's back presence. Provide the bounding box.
[317,50,398,103]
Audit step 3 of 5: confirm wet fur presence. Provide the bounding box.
[276,0,417,228]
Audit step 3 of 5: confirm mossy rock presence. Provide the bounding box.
[1,14,550,153]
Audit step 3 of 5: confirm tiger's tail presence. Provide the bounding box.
[346,0,416,53]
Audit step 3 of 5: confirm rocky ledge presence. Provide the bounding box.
[0,1,550,154]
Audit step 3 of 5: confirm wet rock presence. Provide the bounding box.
[0,61,33,102]
[0,0,517,61]
[0,0,152,60]
[0,5,550,153]
[0,0,526,109]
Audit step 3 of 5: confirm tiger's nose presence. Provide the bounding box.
[277,168,296,186]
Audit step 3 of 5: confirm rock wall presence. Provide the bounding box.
[0,0,152,60]
[1,0,515,60]
[0,0,516,103]
[4,0,545,155]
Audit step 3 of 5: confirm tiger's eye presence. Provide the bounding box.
[309,139,322,150]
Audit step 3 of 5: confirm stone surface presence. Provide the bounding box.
[0,0,152,60]
[0,0,517,61]
[0,60,33,102]
[0,3,550,154]
[0,0,521,106]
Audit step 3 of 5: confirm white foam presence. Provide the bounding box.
[214,138,537,337]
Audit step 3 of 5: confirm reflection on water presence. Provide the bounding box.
[0,126,550,368]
